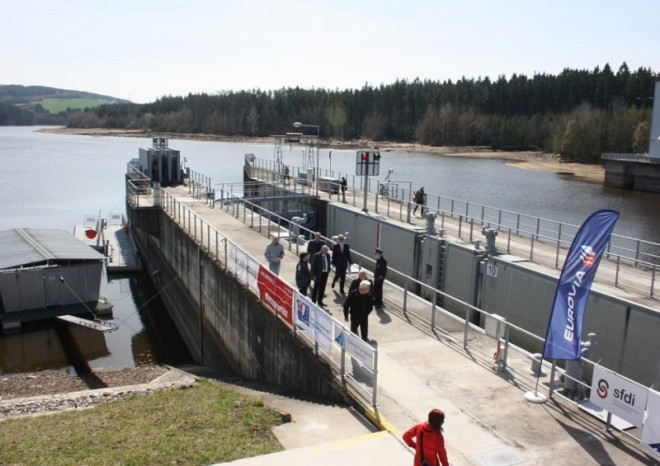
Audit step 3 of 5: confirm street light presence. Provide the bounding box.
[293,121,320,196]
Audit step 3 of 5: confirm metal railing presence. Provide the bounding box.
[158,188,379,406]
[250,157,660,299]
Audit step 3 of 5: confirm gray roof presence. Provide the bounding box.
[0,228,104,270]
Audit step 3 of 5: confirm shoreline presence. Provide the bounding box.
[40,126,605,184]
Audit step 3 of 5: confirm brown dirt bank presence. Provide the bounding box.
[40,127,604,184]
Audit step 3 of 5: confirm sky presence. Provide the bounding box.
[3,0,659,104]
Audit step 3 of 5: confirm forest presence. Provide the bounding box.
[67,63,658,162]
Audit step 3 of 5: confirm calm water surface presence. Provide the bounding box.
[1,127,658,374]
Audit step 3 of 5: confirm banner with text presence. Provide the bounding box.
[227,243,259,290]
[257,266,293,325]
[642,389,660,457]
[293,292,333,352]
[589,364,648,428]
[543,209,619,360]
[333,326,375,370]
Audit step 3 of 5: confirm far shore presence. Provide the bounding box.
[40,126,605,184]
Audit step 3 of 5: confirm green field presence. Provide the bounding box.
[41,98,111,113]
[0,380,284,465]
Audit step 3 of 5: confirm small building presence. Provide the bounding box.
[602,81,660,192]
[0,228,105,332]
[137,137,183,186]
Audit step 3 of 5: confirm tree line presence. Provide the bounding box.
[68,63,657,162]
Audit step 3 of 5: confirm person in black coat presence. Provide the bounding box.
[331,234,352,295]
[373,247,387,310]
[310,245,331,306]
[343,280,374,341]
[295,252,311,296]
[348,268,372,295]
[307,231,326,258]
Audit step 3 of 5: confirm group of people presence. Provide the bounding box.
[286,231,388,342]
[266,231,449,466]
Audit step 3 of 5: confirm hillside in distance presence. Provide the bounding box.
[0,84,131,108]
[0,84,132,125]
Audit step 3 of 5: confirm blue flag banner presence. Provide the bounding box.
[542,209,619,360]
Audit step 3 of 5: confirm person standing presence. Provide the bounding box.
[331,234,352,295]
[264,235,284,276]
[343,280,374,341]
[340,176,347,203]
[348,268,372,295]
[307,231,325,258]
[311,245,331,307]
[413,186,426,216]
[373,247,387,311]
[295,252,311,296]
[402,409,449,466]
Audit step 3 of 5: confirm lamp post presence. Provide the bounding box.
[293,121,320,196]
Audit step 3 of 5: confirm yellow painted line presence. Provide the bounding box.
[362,406,400,435]
[310,431,389,452]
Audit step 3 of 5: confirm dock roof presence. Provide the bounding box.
[0,228,104,270]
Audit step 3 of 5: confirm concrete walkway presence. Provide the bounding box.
[160,186,655,466]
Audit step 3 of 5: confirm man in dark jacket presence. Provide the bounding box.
[348,268,372,295]
[331,234,352,295]
[307,231,325,258]
[343,280,374,341]
[310,245,331,306]
[295,252,311,296]
[373,247,387,311]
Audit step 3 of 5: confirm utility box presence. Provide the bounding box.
[484,313,506,339]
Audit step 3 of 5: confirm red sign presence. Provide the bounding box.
[257,266,294,325]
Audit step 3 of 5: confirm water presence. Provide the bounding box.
[1,127,658,374]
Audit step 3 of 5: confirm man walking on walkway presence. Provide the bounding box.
[373,247,387,311]
[413,186,425,216]
[343,280,374,341]
[331,234,352,295]
[264,235,284,275]
[311,245,331,307]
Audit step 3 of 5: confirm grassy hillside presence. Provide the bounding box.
[41,97,114,113]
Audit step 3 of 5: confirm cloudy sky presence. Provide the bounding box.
[3,0,658,103]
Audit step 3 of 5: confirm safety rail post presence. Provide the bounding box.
[507,228,512,254]
[651,265,656,299]
[556,224,562,269]
[431,289,437,331]
[635,240,640,267]
[340,344,346,380]
[463,306,470,350]
[548,360,557,399]
[535,217,541,240]
[615,256,621,286]
[530,235,535,261]
[516,213,521,235]
[458,216,463,239]
[372,350,379,406]
[223,238,228,271]
[402,276,409,315]
[501,323,511,371]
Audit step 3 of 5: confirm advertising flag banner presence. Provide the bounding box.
[589,364,648,428]
[543,209,619,360]
[257,265,294,325]
[642,389,660,457]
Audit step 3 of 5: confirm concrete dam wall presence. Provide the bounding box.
[127,204,345,403]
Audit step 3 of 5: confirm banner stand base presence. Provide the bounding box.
[525,391,547,404]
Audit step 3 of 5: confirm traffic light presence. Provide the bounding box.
[360,151,369,161]
[372,152,381,162]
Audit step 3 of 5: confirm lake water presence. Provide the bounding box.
[1,126,658,374]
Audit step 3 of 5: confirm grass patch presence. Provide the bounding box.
[0,380,283,465]
[41,98,109,113]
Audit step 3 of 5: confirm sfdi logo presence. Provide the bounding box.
[595,378,637,407]
[590,364,648,428]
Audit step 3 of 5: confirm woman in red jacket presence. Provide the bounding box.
[402,408,449,466]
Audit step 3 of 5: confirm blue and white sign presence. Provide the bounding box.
[293,292,333,352]
[543,209,619,360]
[642,389,660,458]
[589,364,648,428]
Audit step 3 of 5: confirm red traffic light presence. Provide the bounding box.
[361,152,369,161]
